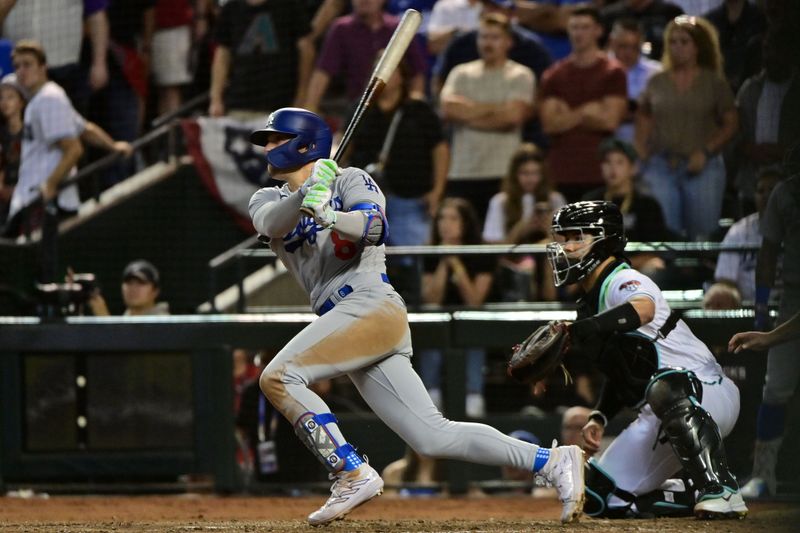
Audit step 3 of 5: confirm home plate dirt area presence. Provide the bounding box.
[0,495,797,532]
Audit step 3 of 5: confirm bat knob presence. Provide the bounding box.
[299,206,314,217]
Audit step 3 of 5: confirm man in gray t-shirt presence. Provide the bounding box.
[248,107,584,526]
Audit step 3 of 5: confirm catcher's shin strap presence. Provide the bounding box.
[316,273,391,316]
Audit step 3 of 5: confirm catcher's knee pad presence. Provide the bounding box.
[294,412,363,473]
[584,460,636,518]
[645,368,738,494]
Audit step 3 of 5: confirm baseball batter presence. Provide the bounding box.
[544,201,747,519]
[247,107,584,525]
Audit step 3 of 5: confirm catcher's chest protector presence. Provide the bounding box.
[597,333,659,407]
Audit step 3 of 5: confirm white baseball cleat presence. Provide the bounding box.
[694,487,748,519]
[307,464,384,526]
[538,445,586,523]
[740,477,772,500]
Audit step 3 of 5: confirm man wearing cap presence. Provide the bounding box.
[582,137,670,273]
[87,260,170,316]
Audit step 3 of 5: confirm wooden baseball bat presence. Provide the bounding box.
[300,8,423,216]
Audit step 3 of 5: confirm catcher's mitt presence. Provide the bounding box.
[507,321,571,384]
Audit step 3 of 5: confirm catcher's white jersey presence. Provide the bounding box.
[600,264,724,382]
[595,263,740,501]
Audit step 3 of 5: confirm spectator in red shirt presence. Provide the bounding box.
[303,0,428,112]
[539,6,627,201]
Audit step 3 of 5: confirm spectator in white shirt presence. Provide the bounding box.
[704,168,783,309]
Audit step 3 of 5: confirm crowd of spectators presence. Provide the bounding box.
[0,0,795,248]
[1,1,797,493]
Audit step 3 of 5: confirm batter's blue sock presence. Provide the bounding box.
[532,447,551,472]
[335,443,364,472]
[756,403,786,441]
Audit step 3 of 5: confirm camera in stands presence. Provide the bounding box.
[35,273,97,318]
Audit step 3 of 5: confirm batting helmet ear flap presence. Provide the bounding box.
[250,108,333,170]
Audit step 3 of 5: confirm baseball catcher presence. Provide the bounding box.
[513,200,747,519]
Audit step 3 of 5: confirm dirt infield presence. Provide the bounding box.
[0,495,797,532]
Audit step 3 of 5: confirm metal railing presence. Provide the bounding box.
[207,239,762,314]
[18,90,212,243]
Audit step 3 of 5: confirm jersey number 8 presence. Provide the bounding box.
[331,231,357,260]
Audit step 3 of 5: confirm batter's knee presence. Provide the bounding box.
[259,365,284,403]
[408,438,443,458]
[399,415,453,457]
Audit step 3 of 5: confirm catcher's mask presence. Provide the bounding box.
[546,201,627,287]
[250,107,332,170]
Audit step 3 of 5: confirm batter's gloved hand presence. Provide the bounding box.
[300,159,340,196]
[301,182,337,228]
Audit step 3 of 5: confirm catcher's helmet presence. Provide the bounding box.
[250,108,332,170]
[546,201,627,287]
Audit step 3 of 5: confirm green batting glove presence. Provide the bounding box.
[301,182,337,228]
[300,159,340,196]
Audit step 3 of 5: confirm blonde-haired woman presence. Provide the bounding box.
[635,15,738,241]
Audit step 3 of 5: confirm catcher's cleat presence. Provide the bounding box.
[538,445,586,523]
[694,487,748,519]
[307,464,384,526]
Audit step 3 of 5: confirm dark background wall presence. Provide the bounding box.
[0,164,256,315]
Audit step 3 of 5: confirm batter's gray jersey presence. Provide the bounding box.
[249,167,388,312]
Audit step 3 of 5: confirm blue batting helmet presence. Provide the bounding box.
[250,107,332,170]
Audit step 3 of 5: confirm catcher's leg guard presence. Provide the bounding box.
[294,412,363,473]
[584,460,637,518]
[645,368,739,499]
